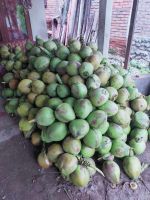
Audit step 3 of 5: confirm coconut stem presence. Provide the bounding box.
[56,74,63,84]
[39,46,52,57]
[141,163,150,173]
[28,119,36,123]
[6,98,17,101]
[77,156,105,177]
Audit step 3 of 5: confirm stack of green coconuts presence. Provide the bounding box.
[0,37,150,187]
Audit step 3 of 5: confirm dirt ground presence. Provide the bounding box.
[0,124,150,200]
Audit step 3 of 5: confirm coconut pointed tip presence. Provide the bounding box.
[28,119,36,123]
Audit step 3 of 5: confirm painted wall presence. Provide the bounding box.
[29,0,48,40]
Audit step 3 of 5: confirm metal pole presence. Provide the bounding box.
[124,0,139,69]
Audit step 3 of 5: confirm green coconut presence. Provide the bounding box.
[73,99,93,119]
[62,137,81,155]
[69,119,90,139]
[97,136,112,155]
[55,103,75,123]
[41,122,67,143]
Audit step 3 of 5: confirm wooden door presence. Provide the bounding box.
[0,0,32,45]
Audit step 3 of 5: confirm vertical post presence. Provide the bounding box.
[124,0,139,69]
[98,0,113,57]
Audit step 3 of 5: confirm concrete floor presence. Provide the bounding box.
[0,74,150,200]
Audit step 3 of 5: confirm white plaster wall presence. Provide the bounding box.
[29,0,48,40]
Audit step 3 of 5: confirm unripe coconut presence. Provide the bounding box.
[2,88,14,98]
[87,110,107,129]
[69,119,90,139]
[56,61,68,75]
[61,74,70,84]
[50,57,61,72]
[133,111,149,129]
[70,165,90,187]
[32,80,45,94]
[129,139,146,155]
[86,54,101,70]
[19,118,35,132]
[62,137,81,155]
[34,56,50,72]
[107,123,124,139]
[43,40,57,51]
[18,79,32,94]
[68,53,82,62]
[111,108,131,127]
[95,66,111,86]
[17,102,32,117]
[86,74,101,89]
[109,74,124,89]
[27,71,40,81]
[81,144,95,158]
[88,42,98,52]
[73,99,93,119]
[37,152,51,169]
[47,144,63,162]
[27,92,38,104]
[131,97,147,111]
[56,153,78,176]
[123,156,141,180]
[55,103,75,123]
[123,125,131,135]
[66,61,80,76]
[79,62,94,79]
[57,84,70,98]
[111,139,130,158]
[98,100,118,117]
[64,97,75,107]
[56,46,70,60]
[83,128,102,148]
[123,74,135,88]
[106,87,118,101]
[42,71,56,84]
[127,87,140,100]
[35,107,55,126]
[89,88,109,107]
[35,95,49,108]
[28,108,38,120]
[31,132,41,146]
[116,88,130,106]
[68,75,84,86]
[97,121,109,135]
[130,128,148,142]
[71,83,87,99]
[68,39,81,53]
[46,83,58,97]
[102,160,120,184]
[97,136,112,155]
[3,72,14,83]
[46,98,63,109]
[41,122,67,143]
[79,46,92,59]
[8,79,19,89]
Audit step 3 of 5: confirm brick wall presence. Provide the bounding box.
[110,0,150,56]
[110,0,133,55]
